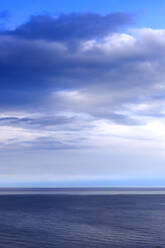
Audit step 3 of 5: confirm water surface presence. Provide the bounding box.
[0,189,164,247]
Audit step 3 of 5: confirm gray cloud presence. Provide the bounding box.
[1,11,165,186]
[2,13,132,41]
[0,14,165,152]
[0,115,75,127]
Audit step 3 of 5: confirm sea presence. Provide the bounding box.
[0,187,164,248]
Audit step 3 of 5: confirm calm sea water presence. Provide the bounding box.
[0,191,164,247]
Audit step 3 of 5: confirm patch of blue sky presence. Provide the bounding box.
[1,0,165,29]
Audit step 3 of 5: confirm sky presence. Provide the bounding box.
[0,0,165,186]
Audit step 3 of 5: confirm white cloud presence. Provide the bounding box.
[2,27,165,184]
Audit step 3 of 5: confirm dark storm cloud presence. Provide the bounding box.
[2,13,132,41]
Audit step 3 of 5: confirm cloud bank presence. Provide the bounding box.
[0,12,165,184]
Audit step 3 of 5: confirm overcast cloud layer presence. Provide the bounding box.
[1,12,165,186]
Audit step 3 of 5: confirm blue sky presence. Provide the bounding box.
[1,0,165,29]
[1,1,165,186]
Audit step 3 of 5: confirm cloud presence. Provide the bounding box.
[0,10,10,29]
[0,27,164,101]
[0,115,74,127]
[0,25,164,95]
[1,14,165,154]
[2,13,132,41]
[0,10,10,20]
[0,12,132,110]
[2,12,165,186]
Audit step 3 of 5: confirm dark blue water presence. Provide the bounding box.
[0,194,164,247]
